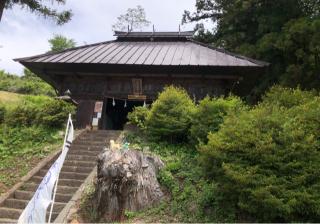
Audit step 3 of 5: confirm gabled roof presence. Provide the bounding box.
[15,32,268,68]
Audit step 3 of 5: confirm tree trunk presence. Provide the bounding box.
[0,0,6,22]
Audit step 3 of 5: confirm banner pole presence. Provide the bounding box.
[48,114,72,223]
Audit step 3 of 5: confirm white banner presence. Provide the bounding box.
[18,114,74,224]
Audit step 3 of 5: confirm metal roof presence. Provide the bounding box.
[15,32,268,68]
[114,31,194,39]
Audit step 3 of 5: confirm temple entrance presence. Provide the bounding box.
[103,98,144,130]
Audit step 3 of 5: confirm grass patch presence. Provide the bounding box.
[0,125,63,195]
[0,91,22,104]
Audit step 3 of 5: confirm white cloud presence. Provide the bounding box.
[0,0,202,75]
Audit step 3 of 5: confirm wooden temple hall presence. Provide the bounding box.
[15,31,268,130]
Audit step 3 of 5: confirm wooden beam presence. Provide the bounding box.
[0,0,6,22]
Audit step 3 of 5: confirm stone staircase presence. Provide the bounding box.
[0,130,121,223]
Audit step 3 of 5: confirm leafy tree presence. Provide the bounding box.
[112,5,151,32]
[0,69,55,96]
[183,0,320,95]
[199,86,320,222]
[48,34,76,52]
[0,0,72,25]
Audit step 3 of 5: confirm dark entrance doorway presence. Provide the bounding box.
[104,98,144,130]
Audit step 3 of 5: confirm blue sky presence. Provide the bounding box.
[0,0,205,75]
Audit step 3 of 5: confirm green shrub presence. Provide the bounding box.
[199,87,320,222]
[127,106,150,130]
[261,85,317,108]
[39,99,75,128]
[189,96,245,144]
[0,70,55,96]
[147,86,195,142]
[5,103,38,127]
[4,97,74,128]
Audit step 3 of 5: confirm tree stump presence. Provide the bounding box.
[95,148,164,221]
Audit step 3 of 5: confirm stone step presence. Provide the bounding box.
[70,144,104,151]
[73,140,106,146]
[57,179,84,188]
[3,198,66,213]
[46,211,59,222]
[29,176,84,188]
[19,182,79,196]
[59,171,88,180]
[3,199,29,210]
[61,165,92,173]
[0,208,22,220]
[0,218,16,223]
[78,136,108,141]
[66,154,97,161]
[0,206,59,221]
[67,150,99,156]
[63,160,96,168]
[13,190,72,203]
[38,170,88,180]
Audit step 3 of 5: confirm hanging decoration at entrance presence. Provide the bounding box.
[124,100,127,108]
[112,97,116,107]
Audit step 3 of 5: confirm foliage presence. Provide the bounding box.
[4,95,75,128]
[146,86,196,142]
[0,70,55,96]
[183,0,320,95]
[127,106,150,130]
[0,123,62,194]
[48,34,76,52]
[261,85,317,108]
[199,86,320,222]
[0,91,72,194]
[189,95,245,144]
[0,104,5,124]
[112,5,151,32]
[40,99,75,127]
[115,134,231,222]
[2,0,72,25]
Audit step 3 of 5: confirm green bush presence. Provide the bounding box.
[147,86,195,142]
[39,99,75,128]
[4,97,74,128]
[261,85,317,108]
[199,87,320,222]
[189,96,245,144]
[127,106,150,130]
[5,103,38,127]
[0,70,55,96]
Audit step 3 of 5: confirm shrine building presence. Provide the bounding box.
[15,31,268,130]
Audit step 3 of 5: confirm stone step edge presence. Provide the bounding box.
[54,166,97,223]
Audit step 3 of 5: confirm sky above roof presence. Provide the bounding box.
[0,0,204,75]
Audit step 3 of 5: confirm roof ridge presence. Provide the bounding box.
[188,39,269,67]
[13,40,116,62]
